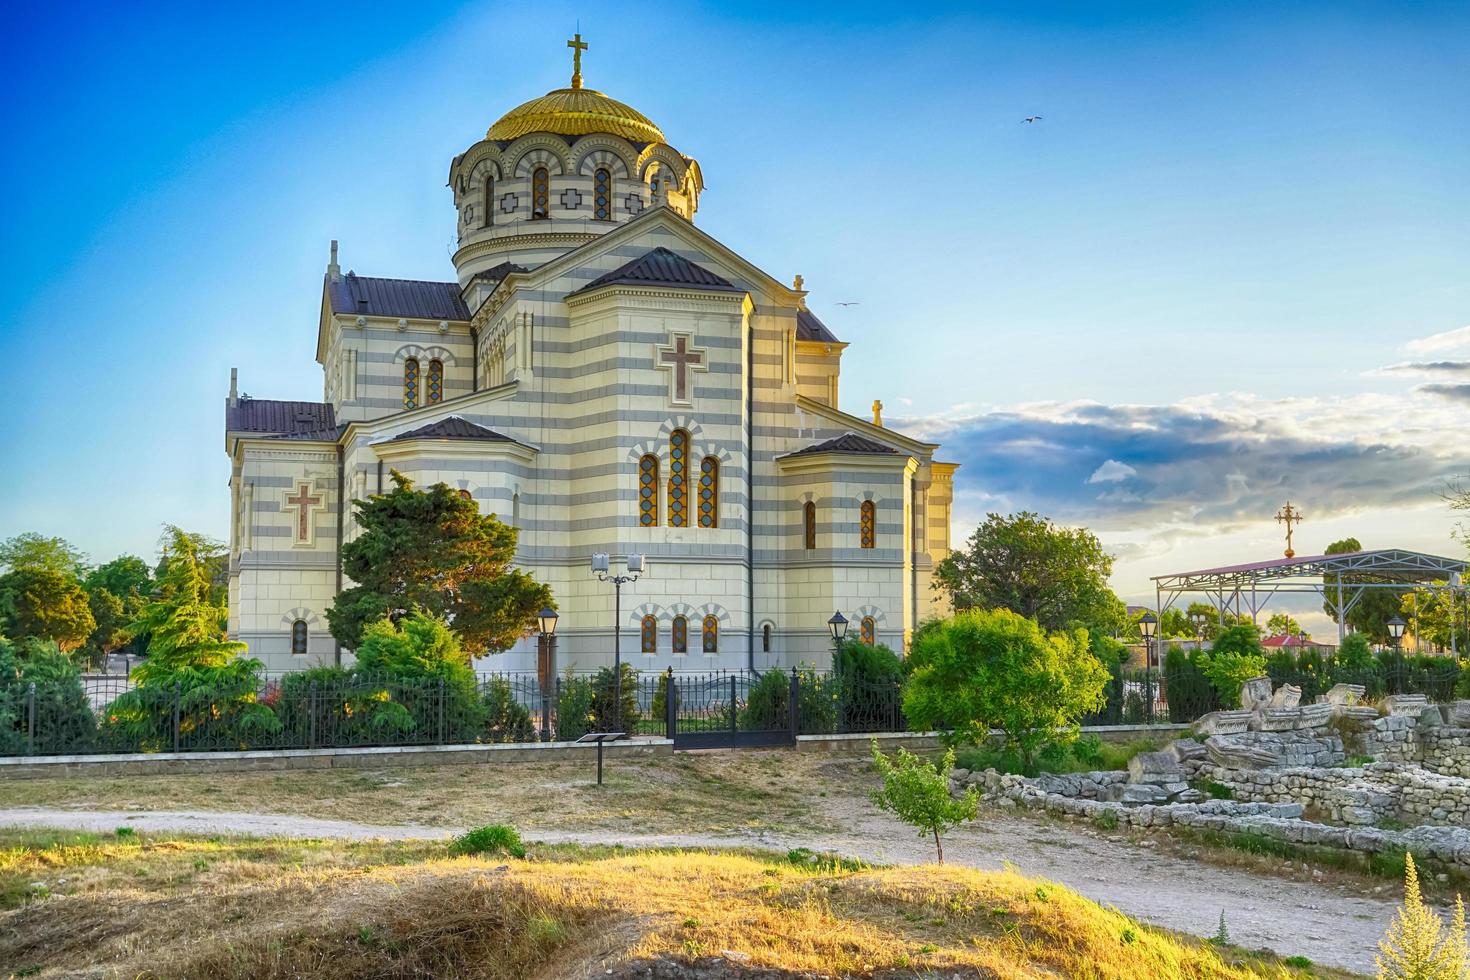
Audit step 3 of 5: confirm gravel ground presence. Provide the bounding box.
[0,800,1396,974]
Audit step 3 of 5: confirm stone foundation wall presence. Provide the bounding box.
[1420,728,1470,778]
[1365,714,1419,762]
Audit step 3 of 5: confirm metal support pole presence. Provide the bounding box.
[729,674,737,738]
[664,667,676,740]
[596,738,604,785]
[308,682,317,749]
[172,681,181,753]
[26,682,36,755]
[613,579,622,734]
[789,668,800,738]
[437,677,446,744]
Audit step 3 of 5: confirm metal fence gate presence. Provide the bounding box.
[663,670,796,749]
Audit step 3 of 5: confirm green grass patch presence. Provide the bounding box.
[449,824,526,859]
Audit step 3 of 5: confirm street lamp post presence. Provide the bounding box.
[1387,615,1406,654]
[1139,612,1158,723]
[592,553,645,734]
[536,606,558,741]
[1189,609,1208,651]
[827,611,849,672]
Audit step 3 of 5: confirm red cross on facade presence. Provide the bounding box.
[284,482,324,544]
[655,333,707,405]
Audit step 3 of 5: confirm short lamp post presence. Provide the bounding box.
[828,611,849,672]
[592,553,645,734]
[1138,611,1158,722]
[1388,615,1406,653]
[536,606,558,741]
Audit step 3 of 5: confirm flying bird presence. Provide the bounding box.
[835,301,860,307]
[1022,115,1043,124]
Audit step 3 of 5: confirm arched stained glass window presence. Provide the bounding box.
[702,615,719,653]
[594,168,612,220]
[803,501,816,550]
[428,359,444,404]
[457,489,472,500]
[403,358,420,409]
[762,623,772,653]
[531,167,550,219]
[483,177,494,227]
[668,429,690,527]
[697,457,718,528]
[638,454,660,527]
[860,500,876,549]
[641,614,657,654]
[291,619,308,655]
[672,615,688,654]
[860,616,876,645]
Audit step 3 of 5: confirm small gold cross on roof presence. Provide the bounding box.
[1275,501,1303,558]
[567,33,588,89]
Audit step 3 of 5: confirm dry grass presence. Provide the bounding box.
[0,750,837,836]
[0,829,1346,979]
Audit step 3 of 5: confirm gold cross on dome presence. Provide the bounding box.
[1275,501,1303,558]
[567,33,588,89]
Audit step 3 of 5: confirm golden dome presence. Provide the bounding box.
[486,87,665,144]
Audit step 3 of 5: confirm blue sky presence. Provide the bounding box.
[2,2,1467,625]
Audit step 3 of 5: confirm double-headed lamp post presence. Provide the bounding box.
[828,611,849,671]
[1388,615,1407,653]
[1189,609,1208,649]
[592,553,645,733]
[536,606,559,741]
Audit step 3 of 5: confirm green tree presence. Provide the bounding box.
[84,556,153,659]
[83,587,131,665]
[934,512,1124,633]
[1321,538,1402,644]
[84,556,152,602]
[1266,612,1305,638]
[1197,624,1267,708]
[903,609,1110,770]
[1399,586,1466,653]
[0,638,97,753]
[352,610,486,738]
[0,567,95,652]
[328,472,553,654]
[869,741,978,864]
[130,528,245,683]
[0,533,87,576]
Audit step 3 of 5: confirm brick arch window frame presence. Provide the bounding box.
[671,615,688,655]
[702,615,719,654]
[427,358,444,404]
[403,357,420,409]
[860,616,876,645]
[593,167,612,220]
[668,429,691,527]
[640,614,658,654]
[697,456,719,528]
[638,453,660,527]
[291,619,309,656]
[803,500,817,550]
[531,167,550,219]
[859,499,876,549]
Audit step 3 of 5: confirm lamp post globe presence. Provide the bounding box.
[828,611,849,642]
[1387,615,1406,650]
[1138,611,1158,640]
[538,606,559,636]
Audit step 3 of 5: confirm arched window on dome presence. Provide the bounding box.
[482,177,494,227]
[649,168,662,205]
[640,614,658,655]
[697,457,718,528]
[403,358,420,410]
[531,167,550,219]
[638,454,660,527]
[594,168,612,221]
[668,429,690,527]
[803,501,817,551]
[427,359,444,404]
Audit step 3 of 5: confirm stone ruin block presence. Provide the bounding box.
[1193,710,1253,737]
[1322,683,1366,706]
[1383,694,1430,717]
[1240,675,1275,712]
[1257,708,1311,732]
[1450,701,1470,728]
[1206,732,1285,770]
[1334,706,1381,731]
[1169,738,1207,763]
[1128,750,1183,786]
[1269,683,1302,710]
[1297,702,1334,730]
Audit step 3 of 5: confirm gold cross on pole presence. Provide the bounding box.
[1275,501,1303,558]
[567,33,588,90]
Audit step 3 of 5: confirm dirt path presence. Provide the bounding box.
[0,803,1392,974]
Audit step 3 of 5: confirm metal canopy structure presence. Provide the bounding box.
[1151,549,1469,642]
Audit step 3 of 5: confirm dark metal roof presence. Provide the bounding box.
[469,262,529,285]
[326,272,470,321]
[267,424,346,442]
[796,309,840,344]
[227,399,336,436]
[388,416,516,443]
[784,433,900,458]
[574,247,742,296]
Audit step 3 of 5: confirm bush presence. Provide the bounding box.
[353,612,485,739]
[449,823,526,859]
[1197,625,1266,708]
[0,638,97,754]
[1163,645,1218,723]
[482,676,534,743]
[555,669,594,741]
[589,663,640,733]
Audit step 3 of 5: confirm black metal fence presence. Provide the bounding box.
[2,667,906,757]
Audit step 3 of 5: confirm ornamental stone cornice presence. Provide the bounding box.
[453,232,597,268]
[564,284,750,312]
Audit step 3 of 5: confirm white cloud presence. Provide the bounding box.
[1404,325,1470,355]
[1087,459,1138,484]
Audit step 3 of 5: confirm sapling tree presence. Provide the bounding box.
[1375,851,1467,980]
[869,740,978,864]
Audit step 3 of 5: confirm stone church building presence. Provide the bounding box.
[224,40,956,673]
